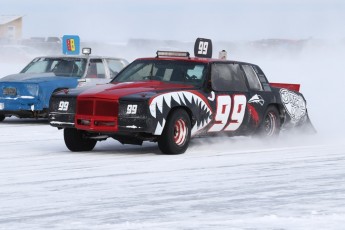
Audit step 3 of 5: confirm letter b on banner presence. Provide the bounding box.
[62,35,80,55]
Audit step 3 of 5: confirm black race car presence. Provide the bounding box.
[49,38,314,154]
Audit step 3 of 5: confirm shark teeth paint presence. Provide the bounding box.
[149,91,213,135]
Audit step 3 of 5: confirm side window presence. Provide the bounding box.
[49,61,59,72]
[211,63,248,92]
[138,64,155,77]
[86,59,105,78]
[107,59,126,78]
[187,65,204,81]
[242,65,263,91]
[161,68,173,81]
[73,61,85,76]
[23,59,51,73]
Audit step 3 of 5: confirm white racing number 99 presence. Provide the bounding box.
[58,101,69,111]
[194,38,212,58]
[209,95,246,132]
[126,104,138,114]
[198,41,209,55]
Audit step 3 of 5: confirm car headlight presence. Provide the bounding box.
[25,84,39,96]
[3,87,17,96]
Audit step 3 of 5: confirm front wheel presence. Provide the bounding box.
[158,109,191,154]
[0,115,5,122]
[256,106,281,137]
[64,128,97,152]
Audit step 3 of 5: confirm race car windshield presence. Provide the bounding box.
[112,60,207,86]
[20,57,87,77]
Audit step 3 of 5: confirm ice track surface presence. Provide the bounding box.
[1,117,345,230]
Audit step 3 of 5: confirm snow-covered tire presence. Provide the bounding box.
[0,115,5,122]
[256,106,281,137]
[64,128,97,152]
[158,109,191,155]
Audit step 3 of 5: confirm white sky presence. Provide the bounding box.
[2,0,345,42]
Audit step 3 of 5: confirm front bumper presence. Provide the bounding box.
[48,95,77,128]
[0,97,45,117]
[49,112,75,128]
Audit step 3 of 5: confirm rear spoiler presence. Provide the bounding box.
[270,83,300,92]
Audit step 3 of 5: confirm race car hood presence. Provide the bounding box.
[77,80,196,100]
[0,73,79,83]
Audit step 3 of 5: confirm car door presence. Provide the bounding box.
[241,64,272,126]
[208,62,250,134]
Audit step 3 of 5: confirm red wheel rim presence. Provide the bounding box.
[174,118,187,146]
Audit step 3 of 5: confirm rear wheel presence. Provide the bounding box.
[256,106,281,137]
[64,128,97,152]
[0,115,5,122]
[158,109,191,154]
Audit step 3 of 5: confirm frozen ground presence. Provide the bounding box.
[1,118,345,230]
[1,42,345,229]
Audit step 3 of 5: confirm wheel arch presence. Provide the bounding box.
[152,105,194,136]
[52,87,68,94]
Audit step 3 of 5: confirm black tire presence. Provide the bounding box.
[64,128,97,152]
[256,106,281,137]
[0,115,5,122]
[158,109,191,155]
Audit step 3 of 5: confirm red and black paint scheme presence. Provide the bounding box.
[49,38,314,154]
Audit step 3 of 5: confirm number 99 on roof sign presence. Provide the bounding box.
[194,38,212,58]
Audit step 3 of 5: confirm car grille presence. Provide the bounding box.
[77,99,118,117]
[77,100,94,115]
[3,87,17,96]
[95,100,118,116]
[76,98,119,132]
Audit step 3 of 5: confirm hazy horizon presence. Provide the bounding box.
[2,0,345,42]
[2,0,345,135]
